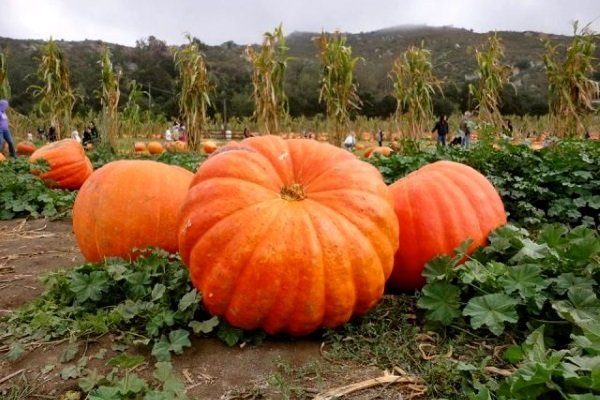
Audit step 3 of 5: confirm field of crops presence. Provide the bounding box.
[0,135,598,400]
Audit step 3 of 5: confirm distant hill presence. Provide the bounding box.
[0,25,595,118]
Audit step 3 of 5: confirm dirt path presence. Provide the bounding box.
[0,219,406,399]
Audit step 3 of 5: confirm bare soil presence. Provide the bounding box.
[0,219,412,399]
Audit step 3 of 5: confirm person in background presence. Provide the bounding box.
[82,125,92,146]
[0,99,16,157]
[37,126,45,140]
[343,131,356,151]
[376,128,384,146]
[165,126,173,141]
[431,114,449,147]
[88,122,99,143]
[27,131,34,142]
[47,125,57,142]
[71,129,82,144]
[243,127,251,138]
[460,111,472,148]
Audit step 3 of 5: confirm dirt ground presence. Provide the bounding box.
[0,218,413,399]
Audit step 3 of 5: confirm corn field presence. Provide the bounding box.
[390,44,442,141]
[99,46,121,150]
[314,31,362,145]
[246,24,290,135]
[0,50,10,99]
[544,22,599,138]
[469,33,511,131]
[174,35,212,151]
[29,38,76,140]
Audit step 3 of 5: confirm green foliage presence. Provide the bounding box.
[0,250,264,365]
[0,157,75,220]
[370,140,600,228]
[86,145,205,172]
[418,223,600,399]
[99,46,121,150]
[0,50,10,98]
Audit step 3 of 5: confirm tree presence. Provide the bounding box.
[469,33,511,130]
[99,46,121,149]
[174,35,212,151]
[314,31,362,145]
[246,24,290,135]
[390,44,442,141]
[543,22,599,138]
[30,38,75,139]
[0,50,10,99]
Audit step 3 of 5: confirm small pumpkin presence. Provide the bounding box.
[202,140,218,154]
[364,146,392,158]
[73,160,194,262]
[134,142,147,152]
[0,153,5,162]
[178,135,399,336]
[17,141,36,155]
[29,139,93,190]
[388,161,506,291]
[147,141,163,154]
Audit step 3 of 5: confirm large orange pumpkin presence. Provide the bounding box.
[388,161,506,291]
[29,139,93,190]
[73,160,194,262]
[16,141,36,155]
[178,135,399,336]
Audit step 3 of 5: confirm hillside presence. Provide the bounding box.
[0,25,591,119]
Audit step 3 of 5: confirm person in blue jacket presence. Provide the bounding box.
[0,99,16,157]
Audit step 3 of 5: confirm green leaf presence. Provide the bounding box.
[417,282,461,325]
[6,342,25,361]
[115,373,147,394]
[217,323,245,347]
[509,239,551,263]
[107,353,146,369]
[60,342,80,363]
[88,385,120,400]
[189,316,220,334]
[79,369,104,392]
[178,289,199,311]
[60,364,83,380]
[463,293,519,335]
[422,255,456,281]
[168,329,191,354]
[69,271,109,303]
[504,345,524,364]
[151,337,171,362]
[499,264,548,308]
[151,284,166,301]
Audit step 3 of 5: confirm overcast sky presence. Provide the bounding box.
[1,0,599,46]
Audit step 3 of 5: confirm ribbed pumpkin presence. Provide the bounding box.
[17,141,36,155]
[388,161,506,291]
[178,135,399,336]
[29,139,93,190]
[134,142,147,152]
[73,160,193,262]
[202,141,218,154]
[147,141,163,154]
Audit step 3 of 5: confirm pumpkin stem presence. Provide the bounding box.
[280,183,306,201]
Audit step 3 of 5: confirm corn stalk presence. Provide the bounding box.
[174,35,212,151]
[469,33,511,130]
[121,80,142,137]
[99,46,121,149]
[543,21,599,138]
[29,38,75,139]
[246,24,290,135]
[390,44,442,141]
[0,50,10,99]
[314,31,362,145]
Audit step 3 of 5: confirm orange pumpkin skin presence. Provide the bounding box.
[367,146,393,158]
[17,141,36,155]
[0,153,5,162]
[29,139,93,190]
[202,141,218,154]
[134,142,147,152]
[388,161,506,291]
[178,135,399,336]
[147,141,163,154]
[73,160,194,262]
